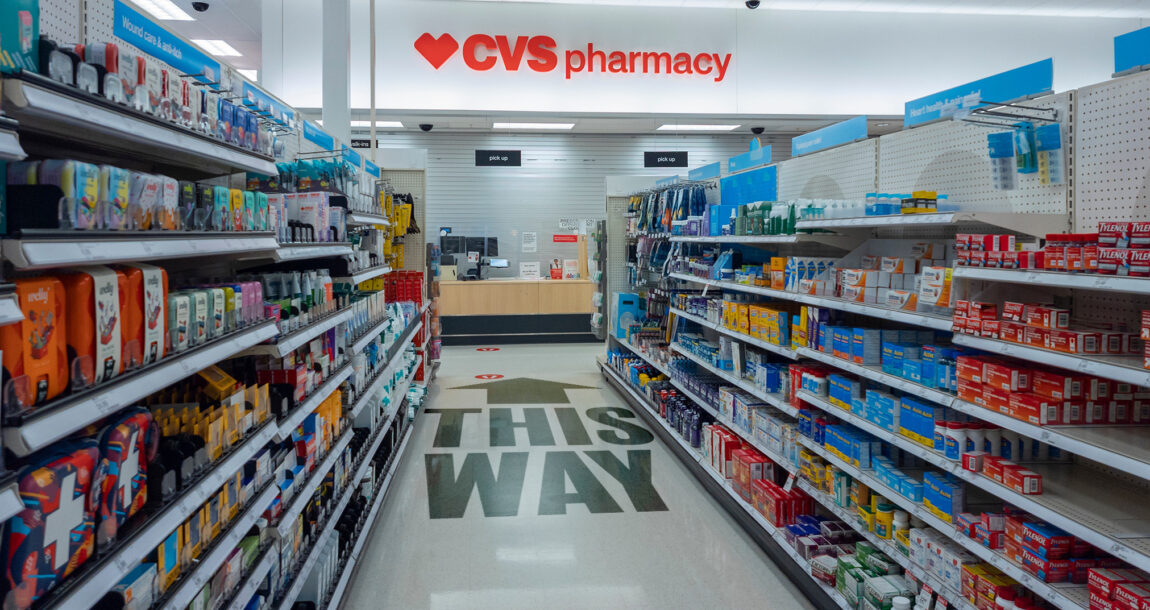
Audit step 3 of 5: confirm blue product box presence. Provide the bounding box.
[852,328,882,366]
[903,359,923,383]
[881,342,901,375]
[709,204,739,235]
[797,410,814,438]
[851,397,866,417]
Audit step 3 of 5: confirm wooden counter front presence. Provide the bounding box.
[439,279,595,316]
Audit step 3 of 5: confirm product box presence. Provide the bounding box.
[1100,248,1133,275]
[1032,370,1083,400]
[1003,465,1043,495]
[0,0,39,74]
[1047,329,1101,354]
[1026,305,1070,330]
[1022,522,1073,559]
[1008,392,1060,425]
[1100,222,1133,248]
[984,362,1031,392]
[1089,568,1148,599]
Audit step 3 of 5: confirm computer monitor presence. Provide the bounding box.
[466,237,487,257]
[487,258,509,268]
[486,237,499,256]
[441,236,467,255]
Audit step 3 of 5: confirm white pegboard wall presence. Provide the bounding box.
[777,139,877,201]
[383,169,427,271]
[606,196,631,300]
[878,92,1071,216]
[1074,69,1150,229]
[40,0,83,43]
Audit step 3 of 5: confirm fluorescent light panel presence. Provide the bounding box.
[193,39,242,57]
[657,124,740,131]
[236,69,258,81]
[352,120,405,128]
[134,0,194,21]
[494,122,575,130]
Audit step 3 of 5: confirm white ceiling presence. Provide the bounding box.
[311,111,904,137]
[457,0,1150,17]
[153,0,1150,76]
[160,1,261,71]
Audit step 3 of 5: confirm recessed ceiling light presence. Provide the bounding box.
[876,122,890,127]
[657,124,740,131]
[236,69,258,81]
[135,0,193,21]
[193,39,242,57]
[494,122,575,130]
[351,120,405,128]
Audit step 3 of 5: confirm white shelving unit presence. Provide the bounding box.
[0,74,277,176]
[276,364,355,441]
[44,420,277,609]
[324,423,415,610]
[346,211,391,226]
[671,343,800,418]
[1,233,280,270]
[4,321,279,456]
[669,273,953,331]
[793,212,1067,237]
[952,267,1150,294]
[952,334,1150,386]
[671,307,798,360]
[272,243,356,262]
[244,309,356,359]
[603,363,852,610]
[337,264,392,286]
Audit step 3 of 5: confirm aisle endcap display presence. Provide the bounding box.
[1,232,281,270]
[1,74,277,177]
[2,319,279,456]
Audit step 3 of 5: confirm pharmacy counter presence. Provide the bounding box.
[439,279,597,344]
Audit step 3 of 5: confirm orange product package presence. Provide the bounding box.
[115,263,169,367]
[60,266,128,387]
[0,277,69,408]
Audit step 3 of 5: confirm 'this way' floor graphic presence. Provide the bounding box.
[423,376,668,518]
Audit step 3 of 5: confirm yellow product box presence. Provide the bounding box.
[736,304,750,333]
[770,257,788,272]
[199,365,238,401]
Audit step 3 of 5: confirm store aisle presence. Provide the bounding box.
[341,343,815,610]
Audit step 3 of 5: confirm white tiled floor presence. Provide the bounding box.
[341,343,815,610]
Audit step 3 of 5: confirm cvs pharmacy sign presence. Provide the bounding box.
[414,33,733,82]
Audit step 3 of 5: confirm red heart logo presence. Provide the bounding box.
[414,33,458,69]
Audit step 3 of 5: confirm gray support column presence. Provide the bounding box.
[322,0,352,144]
[260,0,284,94]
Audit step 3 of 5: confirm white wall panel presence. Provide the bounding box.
[375,133,756,278]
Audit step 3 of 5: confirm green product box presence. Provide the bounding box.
[0,0,38,73]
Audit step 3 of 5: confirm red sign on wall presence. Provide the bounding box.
[553,234,578,243]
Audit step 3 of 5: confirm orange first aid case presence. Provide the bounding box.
[116,263,168,367]
[0,277,69,407]
[60,266,129,386]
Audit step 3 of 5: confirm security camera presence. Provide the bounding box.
[751,126,765,135]
[191,2,210,12]
[745,0,760,8]
[419,123,433,132]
